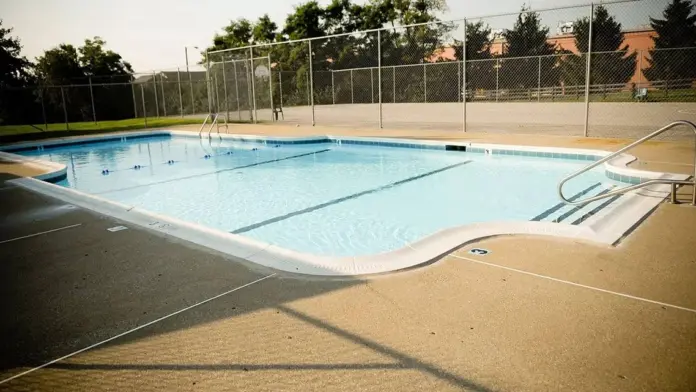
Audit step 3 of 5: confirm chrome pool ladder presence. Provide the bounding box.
[198,113,229,138]
[558,120,696,206]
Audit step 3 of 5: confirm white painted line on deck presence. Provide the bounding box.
[451,254,696,314]
[0,223,82,245]
[0,272,277,385]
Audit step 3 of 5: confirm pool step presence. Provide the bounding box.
[531,182,623,225]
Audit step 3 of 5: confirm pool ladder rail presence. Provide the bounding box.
[198,113,229,138]
[558,120,696,206]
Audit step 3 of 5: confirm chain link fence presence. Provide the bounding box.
[2,0,694,139]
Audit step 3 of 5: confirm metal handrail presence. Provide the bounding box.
[198,113,212,137]
[206,114,219,138]
[558,120,696,206]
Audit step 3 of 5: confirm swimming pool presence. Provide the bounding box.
[3,131,681,274]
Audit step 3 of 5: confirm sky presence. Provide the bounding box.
[1,0,668,73]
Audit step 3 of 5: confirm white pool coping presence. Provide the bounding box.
[3,130,688,276]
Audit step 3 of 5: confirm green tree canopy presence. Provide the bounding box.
[644,0,696,82]
[79,37,133,81]
[562,5,636,86]
[0,20,34,125]
[34,44,84,84]
[452,20,493,61]
[502,7,555,57]
[500,7,557,89]
[0,20,32,89]
[34,38,134,122]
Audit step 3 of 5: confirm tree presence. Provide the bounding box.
[34,38,134,122]
[503,8,555,57]
[0,20,32,89]
[252,15,278,44]
[208,18,253,52]
[562,5,637,87]
[644,0,696,83]
[79,37,133,82]
[283,1,325,40]
[499,7,557,91]
[452,21,495,93]
[0,20,36,126]
[206,0,453,106]
[35,44,85,85]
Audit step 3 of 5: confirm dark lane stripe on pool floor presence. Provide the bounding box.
[571,194,623,225]
[231,160,473,235]
[97,149,332,195]
[554,187,613,223]
[530,182,602,222]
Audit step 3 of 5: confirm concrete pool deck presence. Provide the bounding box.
[1,126,695,391]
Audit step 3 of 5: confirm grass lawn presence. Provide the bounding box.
[0,117,204,136]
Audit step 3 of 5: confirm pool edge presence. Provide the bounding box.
[4,130,687,276]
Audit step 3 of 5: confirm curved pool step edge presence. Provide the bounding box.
[0,151,68,183]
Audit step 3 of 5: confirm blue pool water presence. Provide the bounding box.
[18,135,619,256]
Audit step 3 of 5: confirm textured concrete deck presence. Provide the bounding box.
[1,127,695,391]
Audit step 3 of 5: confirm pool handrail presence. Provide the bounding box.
[558,120,696,206]
[198,113,214,137]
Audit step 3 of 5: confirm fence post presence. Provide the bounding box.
[160,73,167,117]
[462,18,467,132]
[537,56,542,102]
[206,52,213,115]
[423,63,427,103]
[350,69,354,104]
[378,29,382,129]
[458,61,461,103]
[153,72,160,118]
[214,75,221,113]
[233,60,241,121]
[393,66,396,103]
[583,3,594,138]
[188,68,195,115]
[246,58,253,121]
[249,48,257,123]
[496,58,500,103]
[222,59,229,121]
[88,76,97,123]
[638,49,643,85]
[177,68,183,117]
[60,86,69,130]
[370,67,374,104]
[40,87,48,130]
[278,66,284,109]
[131,83,137,118]
[331,70,335,104]
[140,84,148,127]
[309,40,315,126]
[268,54,274,122]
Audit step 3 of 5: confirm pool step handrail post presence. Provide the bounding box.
[558,120,696,206]
[206,114,219,138]
[198,113,212,137]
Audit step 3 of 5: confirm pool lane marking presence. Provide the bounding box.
[96,149,332,195]
[553,187,614,223]
[231,160,473,235]
[530,182,602,222]
[0,273,277,385]
[571,194,623,225]
[450,254,696,314]
[0,223,82,245]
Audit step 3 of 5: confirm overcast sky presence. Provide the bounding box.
[1,0,666,73]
